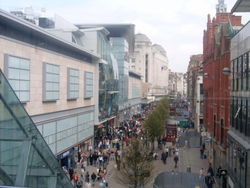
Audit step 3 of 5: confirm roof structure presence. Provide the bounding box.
[135,33,151,43]
[77,24,135,53]
[0,9,99,62]
[231,0,250,12]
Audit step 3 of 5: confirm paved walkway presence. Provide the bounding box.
[81,146,210,188]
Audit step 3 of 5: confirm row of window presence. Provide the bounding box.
[232,52,250,91]
[37,112,94,154]
[4,54,94,102]
[231,97,250,137]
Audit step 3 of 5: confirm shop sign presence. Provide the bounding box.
[204,138,211,143]
[58,150,70,159]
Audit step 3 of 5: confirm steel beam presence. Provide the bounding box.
[15,140,32,186]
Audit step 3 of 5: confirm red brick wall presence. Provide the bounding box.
[203,13,241,146]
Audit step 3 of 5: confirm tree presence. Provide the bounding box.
[115,139,153,188]
[143,97,169,150]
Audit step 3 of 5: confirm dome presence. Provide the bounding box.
[153,44,167,56]
[135,33,151,43]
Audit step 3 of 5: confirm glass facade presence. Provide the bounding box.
[43,63,60,101]
[230,97,250,136]
[132,83,141,98]
[84,71,94,98]
[67,68,79,100]
[111,38,129,107]
[230,24,250,187]
[0,69,73,188]
[4,54,30,102]
[37,112,94,154]
[97,33,119,121]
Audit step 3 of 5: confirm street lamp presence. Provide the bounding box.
[222,67,231,75]
[204,72,209,78]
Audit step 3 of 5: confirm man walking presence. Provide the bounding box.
[161,151,167,164]
[174,155,179,168]
[205,172,215,188]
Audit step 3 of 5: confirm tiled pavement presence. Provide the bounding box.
[78,146,214,188]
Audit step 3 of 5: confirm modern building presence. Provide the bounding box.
[77,24,136,126]
[0,10,87,188]
[202,1,242,187]
[228,0,250,187]
[0,10,99,171]
[131,33,169,102]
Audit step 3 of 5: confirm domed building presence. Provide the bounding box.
[132,33,169,101]
[135,33,152,44]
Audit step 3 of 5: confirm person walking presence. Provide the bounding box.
[91,172,97,186]
[205,172,215,188]
[85,171,90,183]
[174,155,179,168]
[73,172,79,187]
[200,148,204,159]
[69,168,74,181]
[207,163,214,177]
[161,151,167,164]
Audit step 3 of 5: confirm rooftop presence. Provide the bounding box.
[135,33,151,43]
[0,9,99,62]
[231,0,250,12]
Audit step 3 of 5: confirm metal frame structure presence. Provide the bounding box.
[0,69,73,188]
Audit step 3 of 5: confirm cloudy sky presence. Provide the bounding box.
[0,0,245,72]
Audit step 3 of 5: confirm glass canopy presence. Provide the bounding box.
[0,69,73,188]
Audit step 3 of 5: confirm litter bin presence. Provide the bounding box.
[187,166,191,172]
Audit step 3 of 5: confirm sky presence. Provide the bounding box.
[0,0,247,73]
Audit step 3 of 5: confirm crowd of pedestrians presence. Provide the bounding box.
[61,114,146,188]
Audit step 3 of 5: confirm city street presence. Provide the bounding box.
[76,131,211,188]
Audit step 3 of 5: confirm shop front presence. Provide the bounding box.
[57,148,75,170]
[227,131,250,188]
[94,117,116,147]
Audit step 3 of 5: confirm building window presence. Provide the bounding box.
[233,59,238,91]
[220,119,224,145]
[67,68,79,100]
[231,98,235,128]
[243,53,248,90]
[242,98,247,135]
[84,71,93,98]
[43,63,59,101]
[4,54,30,102]
[238,56,243,91]
[145,54,148,82]
[239,98,243,133]
[213,115,216,139]
[247,98,250,136]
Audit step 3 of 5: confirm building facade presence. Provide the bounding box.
[0,10,97,187]
[186,55,203,132]
[131,33,169,102]
[202,1,242,186]
[228,0,250,187]
[0,10,100,170]
[168,71,186,99]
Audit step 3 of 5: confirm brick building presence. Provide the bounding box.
[202,1,242,186]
